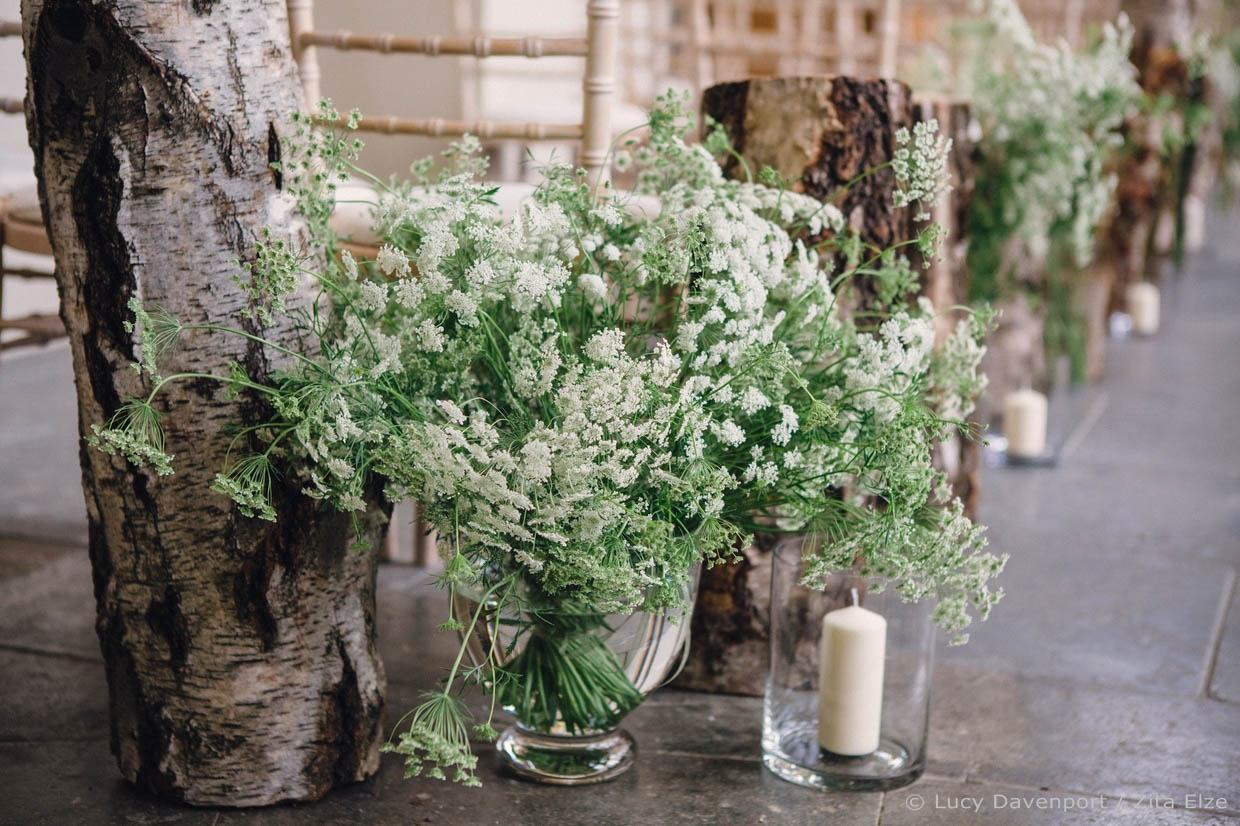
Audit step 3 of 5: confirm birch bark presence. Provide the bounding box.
[22,0,385,805]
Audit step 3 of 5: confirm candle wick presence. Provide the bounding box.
[850,587,860,607]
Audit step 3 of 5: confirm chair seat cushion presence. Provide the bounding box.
[5,187,42,225]
[329,179,538,245]
[329,179,659,247]
[3,187,52,256]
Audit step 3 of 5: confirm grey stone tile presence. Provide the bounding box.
[938,542,1230,695]
[0,550,99,660]
[633,689,762,760]
[931,664,1240,813]
[0,535,80,581]
[0,649,108,742]
[1070,407,1240,497]
[1208,584,1240,703]
[0,344,88,545]
[0,739,880,826]
[1066,298,1240,478]
[979,461,1240,568]
[348,749,880,826]
[0,740,212,826]
[882,778,1235,825]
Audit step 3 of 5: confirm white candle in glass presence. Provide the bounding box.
[1004,389,1048,459]
[1127,283,1160,336]
[818,590,886,756]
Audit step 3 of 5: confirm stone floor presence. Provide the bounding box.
[1,216,1238,824]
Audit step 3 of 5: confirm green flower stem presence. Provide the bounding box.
[144,371,277,405]
[837,160,894,199]
[186,323,333,376]
[828,237,920,291]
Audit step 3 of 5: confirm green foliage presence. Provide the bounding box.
[960,0,1140,302]
[211,454,278,522]
[88,399,173,476]
[382,692,480,786]
[496,607,644,733]
[238,230,302,326]
[91,90,1003,784]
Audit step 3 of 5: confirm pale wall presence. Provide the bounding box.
[314,1,465,179]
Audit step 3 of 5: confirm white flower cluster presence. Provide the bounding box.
[968,0,1140,268]
[103,94,995,642]
[893,120,954,221]
[94,99,1006,789]
[928,318,990,421]
[841,305,937,423]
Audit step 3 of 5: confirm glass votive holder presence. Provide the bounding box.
[762,535,934,792]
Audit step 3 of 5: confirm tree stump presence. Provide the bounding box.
[677,76,912,695]
[23,0,386,805]
[703,75,912,254]
[1079,261,1116,383]
[1107,0,1199,313]
[975,292,1049,428]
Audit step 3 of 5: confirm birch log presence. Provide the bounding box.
[23,0,386,805]
[677,77,912,694]
[1107,0,1197,313]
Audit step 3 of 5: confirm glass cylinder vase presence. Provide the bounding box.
[763,535,933,791]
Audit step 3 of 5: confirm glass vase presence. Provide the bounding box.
[763,535,933,791]
[452,569,698,785]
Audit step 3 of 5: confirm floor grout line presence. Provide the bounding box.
[0,642,99,664]
[0,736,109,744]
[1057,392,1110,459]
[949,774,1240,819]
[1200,568,1237,699]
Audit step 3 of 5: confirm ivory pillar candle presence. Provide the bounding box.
[818,595,886,756]
[1127,283,1160,336]
[1004,389,1048,459]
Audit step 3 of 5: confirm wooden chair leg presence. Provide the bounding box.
[382,500,417,564]
[414,505,438,567]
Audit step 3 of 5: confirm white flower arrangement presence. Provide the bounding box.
[91,93,1002,785]
[962,0,1141,297]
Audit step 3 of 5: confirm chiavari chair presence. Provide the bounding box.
[0,20,63,352]
[285,1,623,565]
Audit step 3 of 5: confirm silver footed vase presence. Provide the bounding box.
[452,568,699,784]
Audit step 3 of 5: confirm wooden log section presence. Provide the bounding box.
[676,76,914,695]
[703,75,912,257]
[1106,0,1198,315]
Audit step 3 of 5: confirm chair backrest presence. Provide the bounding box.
[898,0,1121,57]
[1021,0,1121,49]
[285,0,619,185]
[644,0,902,96]
[1,21,23,115]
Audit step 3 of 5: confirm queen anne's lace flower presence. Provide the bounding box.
[964,0,1139,274]
[97,94,1002,789]
[893,120,953,221]
[377,243,411,277]
[577,272,608,301]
